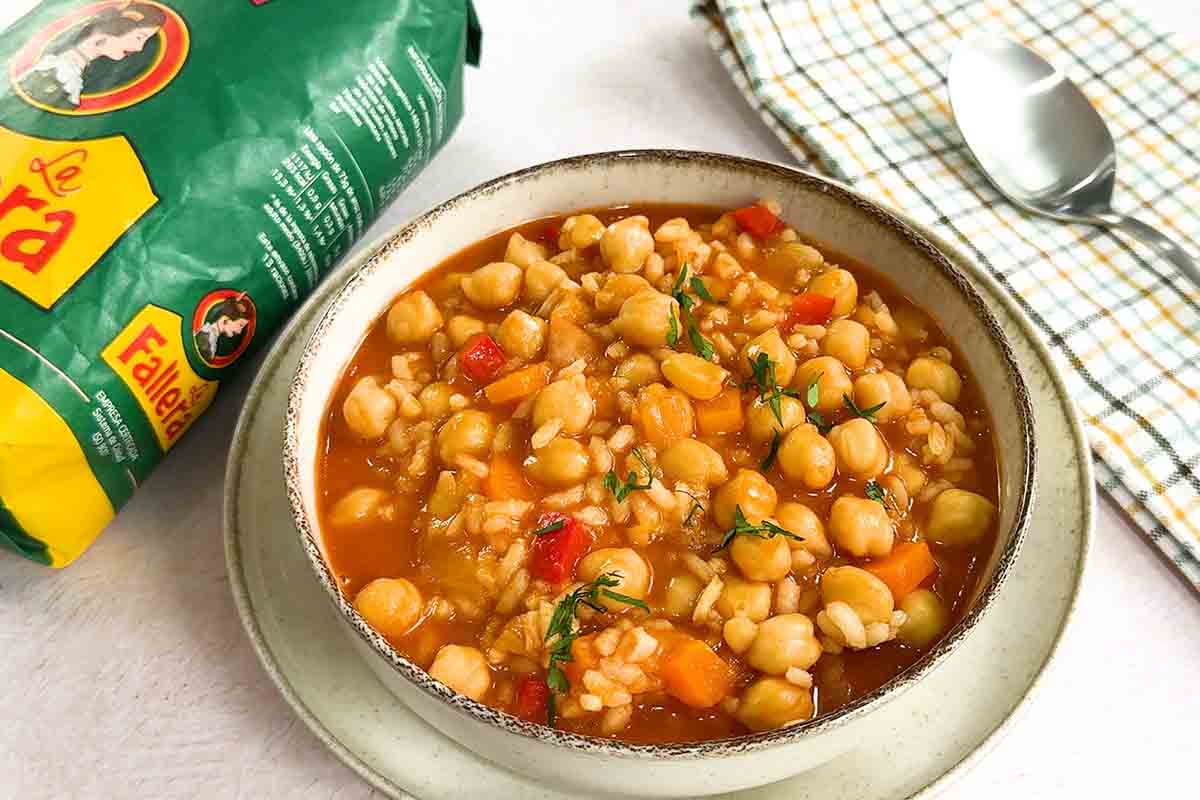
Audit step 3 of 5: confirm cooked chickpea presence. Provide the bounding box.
[737,677,814,731]
[906,356,962,404]
[533,377,594,435]
[503,231,548,269]
[820,566,894,624]
[600,215,654,273]
[523,259,568,305]
[852,370,911,423]
[661,352,728,401]
[615,353,660,388]
[429,644,492,701]
[730,531,792,582]
[386,290,444,345]
[353,577,423,638]
[634,383,695,450]
[418,382,455,422]
[828,417,889,480]
[659,439,728,487]
[745,396,804,443]
[926,489,996,546]
[594,274,651,315]
[828,496,893,558]
[746,613,822,675]
[496,310,547,361]
[436,409,494,465]
[807,267,858,316]
[723,616,759,654]
[330,487,393,527]
[665,573,704,618]
[614,289,680,348]
[822,319,870,369]
[739,328,797,387]
[898,589,950,647]
[713,469,778,528]
[777,423,835,489]
[462,261,523,309]
[446,315,486,348]
[775,502,832,560]
[766,241,823,274]
[578,548,652,609]
[526,437,590,487]
[793,356,852,413]
[343,375,397,439]
[559,214,605,250]
[716,576,773,622]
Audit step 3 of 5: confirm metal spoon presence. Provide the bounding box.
[947,36,1200,288]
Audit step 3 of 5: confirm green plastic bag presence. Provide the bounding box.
[0,0,481,566]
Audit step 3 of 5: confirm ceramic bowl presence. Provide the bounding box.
[283,150,1036,798]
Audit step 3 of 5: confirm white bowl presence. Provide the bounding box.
[284,150,1036,798]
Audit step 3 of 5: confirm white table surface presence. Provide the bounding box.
[2,2,1198,798]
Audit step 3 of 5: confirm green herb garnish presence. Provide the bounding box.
[803,373,832,433]
[602,448,654,502]
[746,351,800,425]
[667,313,679,347]
[864,480,886,505]
[678,490,706,527]
[689,276,718,304]
[761,430,782,470]
[531,519,567,537]
[715,505,804,551]
[843,393,886,423]
[668,264,716,360]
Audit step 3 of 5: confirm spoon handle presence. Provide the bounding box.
[1099,213,1200,291]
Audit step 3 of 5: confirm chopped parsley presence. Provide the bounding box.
[715,505,804,551]
[843,393,887,423]
[689,276,718,304]
[602,448,654,502]
[531,519,567,537]
[864,480,887,505]
[761,430,782,470]
[803,372,832,434]
[679,490,706,527]
[668,264,716,361]
[667,314,679,347]
[746,351,800,426]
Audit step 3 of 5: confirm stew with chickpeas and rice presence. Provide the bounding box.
[318,201,1000,743]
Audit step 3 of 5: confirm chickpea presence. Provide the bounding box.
[600,215,654,273]
[659,439,728,487]
[523,259,568,305]
[577,548,652,610]
[417,382,454,422]
[713,469,778,528]
[462,261,523,309]
[898,589,950,647]
[559,214,605,250]
[343,375,397,439]
[737,677,814,731]
[533,377,594,435]
[665,573,704,618]
[446,315,486,349]
[723,616,759,654]
[745,395,804,443]
[926,489,996,547]
[766,241,824,275]
[828,496,894,558]
[746,614,822,675]
[828,417,889,480]
[730,531,792,582]
[503,231,548,269]
[386,290,444,345]
[614,289,680,348]
[526,437,590,487]
[547,315,600,368]
[807,267,858,316]
[496,310,547,361]
[739,328,797,387]
[852,370,911,423]
[716,576,773,622]
[822,319,870,369]
[793,356,852,413]
[775,502,832,560]
[820,566,894,624]
[330,487,393,527]
[429,644,492,701]
[353,577,424,638]
[615,353,660,388]
[594,274,651,315]
[906,356,962,404]
[776,424,835,490]
[661,352,728,401]
[436,409,495,465]
[634,383,695,450]
[895,451,927,495]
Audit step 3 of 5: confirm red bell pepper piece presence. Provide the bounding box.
[732,205,783,239]
[458,333,507,383]
[541,221,561,244]
[513,676,550,724]
[787,292,836,326]
[529,512,592,584]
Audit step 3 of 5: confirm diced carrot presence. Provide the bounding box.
[732,205,783,239]
[696,387,744,436]
[660,638,735,709]
[485,453,535,501]
[864,541,937,600]
[484,362,550,405]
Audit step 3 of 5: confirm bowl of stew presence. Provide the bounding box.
[284,150,1035,797]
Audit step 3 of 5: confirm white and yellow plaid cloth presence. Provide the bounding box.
[696,0,1200,588]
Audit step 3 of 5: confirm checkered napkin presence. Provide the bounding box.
[695,0,1200,589]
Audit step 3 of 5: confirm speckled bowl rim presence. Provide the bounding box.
[280,150,1037,761]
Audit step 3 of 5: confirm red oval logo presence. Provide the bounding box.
[191,289,256,369]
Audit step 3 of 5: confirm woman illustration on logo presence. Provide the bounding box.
[18,2,167,110]
[195,296,253,366]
